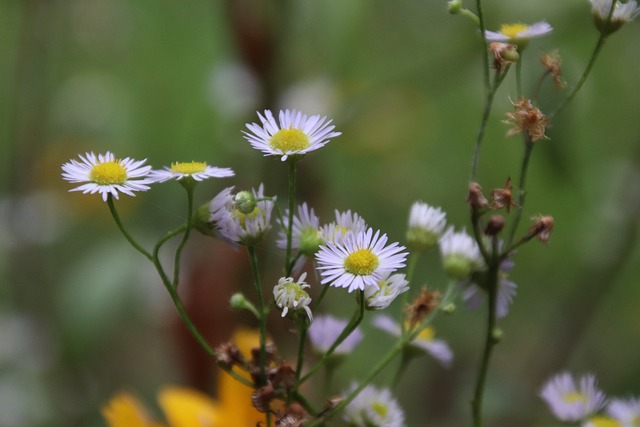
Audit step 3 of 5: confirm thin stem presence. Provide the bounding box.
[506,138,534,247]
[248,246,268,386]
[294,316,308,386]
[106,196,152,261]
[285,160,297,276]
[515,55,523,98]
[475,0,490,91]
[172,184,194,288]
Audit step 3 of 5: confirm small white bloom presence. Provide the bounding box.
[316,228,408,293]
[308,315,363,354]
[277,203,322,255]
[273,273,313,321]
[61,151,152,201]
[590,0,640,33]
[148,161,234,183]
[343,384,406,427]
[439,227,483,280]
[242,109,341,161]
[607,397,640,426]
[540,372,607,422]
[209,184,274,245]
[485,21,553,43]
[321,209,368,244]
[364,273,410,310]
[372,315,453,367]
[406,201,447,251]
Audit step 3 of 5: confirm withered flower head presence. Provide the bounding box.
[529,215,554,243]
[503,97,550,142]
[485,215,506,236]
[215,342,244,369]
[489,42,519,72]
[275,403,306,427]
[251,384,275,413]
[468,182,489,210]
[490,177,520,213]
[405,287,441,330]
[271,363,296,389]
[541,50,567,90]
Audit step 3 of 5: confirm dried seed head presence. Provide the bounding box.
[485,215,506,236]
[490,177,519,213]
[468,182,489,210]
[275,403,306,427]
[541,50,567,90]
[503,97,550,142]
[489,42,519,72]
[215,342,244,369]
[529,215,554,243]
[405,287,441,330]
[251,384,275,413]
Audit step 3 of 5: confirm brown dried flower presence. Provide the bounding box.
[541,50,567,90]
[251,384,275,413]
[405,287,441,330]
[485,215,506,236]
[490,177,519,213]
[529,215,554,243]
[489,42,519,72]
[468,182,489,210]
[215,342,245,369]
[503,97,550,142]
[275,403,306,427]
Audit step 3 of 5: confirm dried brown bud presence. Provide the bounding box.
[541,50,567,90]
[489,42,519,72]
[275,403,306,427]
[272,363,296,389]
[485,215,506,236]
[215,342,244,369]
[405,287,441,330]
[468,182,489,209]
[251,384,275,413]
[503,97,550,142]
[251,340,278,366]
[490,177,519,213]
[318,396,345,417]
[529,215,554,243]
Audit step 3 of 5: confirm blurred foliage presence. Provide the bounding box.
[1,0,639,426]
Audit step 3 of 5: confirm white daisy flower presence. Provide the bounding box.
[463,259,517,319]
[209,184,274,245]
[148,161,234,183]
[61,151,152,201]
[242,109,341,161]
[273,273,313,321]
[485,21,553,44]
[439,227,484,280]
[343,384,406,427]
[315,228,408,293]
[364,273,410,311]
[308,315,363,354]
[373,314,453,367]
[277,203,323,256]
[406,201,447,252]
[321,209,368,244]
[540,372,607,422]
[590,0,640,34]
[607,397,640,426]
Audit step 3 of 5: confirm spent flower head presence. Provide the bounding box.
[316,228,408,293]
[540,372,607,422]
[541,50,567,90]
[590,0,640,35]
[504,97,550,142]
[242,109,340,161]
[148,161,234,184]
[343,384,406,427]
[406,201,447,252]
[308,315,364,354]
[273,273,313,321]
[61,151,152,201]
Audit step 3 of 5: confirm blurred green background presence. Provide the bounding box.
[1,0,639,426]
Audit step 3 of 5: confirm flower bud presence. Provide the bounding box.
[485,215,506,236]
[298,228,324,256]
[234,190,257,214]
[230,292,259,317]
[448,0,462,14]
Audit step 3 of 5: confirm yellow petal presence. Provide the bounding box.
[101,393,162,427]
[158,387,222,427]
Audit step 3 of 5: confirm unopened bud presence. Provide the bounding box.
[234,191,256,214]
[485,215,506,236]
[443,254,474,280]
[442,303,456,314]
[468,182,489,210]
[491,327,503,343]
[448,0,462,14]
[230,292,259,317]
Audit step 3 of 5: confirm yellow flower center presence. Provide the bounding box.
[90,161,127,185]
[562,392,587,404]
[500,23,529,38]
[344,249,379,276]
[404,321,435,341]
[588,416,622,427]
[233,207,262,228]
[371,402,388,418]
[269,128,310,152]
[171,161,207,175]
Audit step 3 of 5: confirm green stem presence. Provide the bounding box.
[172,185,194,288]
[285,160,297,276]
[248,245,268,386]
[292,316,308,401]
[475,0,490,91]
[106,195,152,261]
[515,55,523,98]
[506,137,534,247]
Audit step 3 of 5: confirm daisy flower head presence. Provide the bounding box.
[321,209,368,245]
[406,201,447,252]
[373,314,453,367]
[61,151,152,201]
[148,161,234,184]
[273,273,313,321]
[439,227,484,280]
[242,109,341,161]
[540,372,607,422]
[308,315,363,354]
[277,203,323,256]
[364,272,410,310]
[590,0,640,34]
[315,228,408,293]
[607,397,640,426]
[485,21,553,47]
[209,184,274,246]
[343,384,406,427]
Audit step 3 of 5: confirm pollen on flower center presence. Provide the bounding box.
[500,23,529,38]
[90,161,127,184]
[371,401,389,418]
[171,161,207,174]
[563,392,587,404]
[269,128,310,152]
[344,249,379,276]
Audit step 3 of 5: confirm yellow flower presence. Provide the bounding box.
[102,329,268,427]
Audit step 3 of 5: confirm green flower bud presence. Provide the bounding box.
[443,254,473,280]
[299,228,324,256]
[234,191,256,214]
[448,0,462,14]
[229,292,259,317]
[406,227,439,252]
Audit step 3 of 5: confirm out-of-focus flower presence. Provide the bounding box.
[209,184,274,245]
[316,228,408,293]
[463,258,518,319]
[61,152,152,201]
[406,201,447,252]
[439,227,483,280]
[273,273,313,321]
[583,415,623,427]
[485,22,553,46]
[607,397,640,426]
[489,42,519,72]
[529,215,554,243]
[540,372,607,422]
[373,315,453,367]
[148,161,234,183]
[541,50,567,90]
[277,203,323,256]
[242,109,340,161]
[590,0,640,35]
[321,209,368,244]
[308,315,364,354]
[503,97,550,142]
[343,384,406,427]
